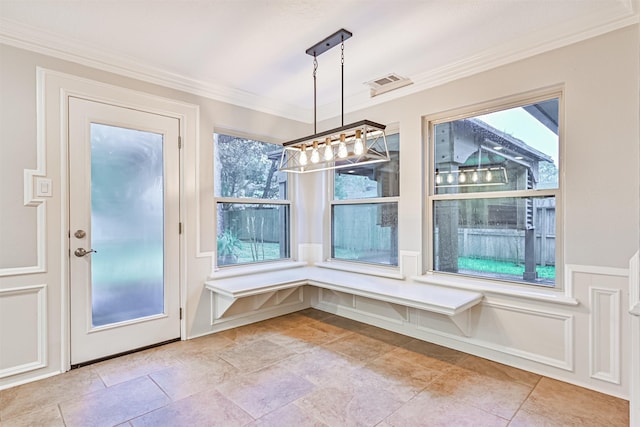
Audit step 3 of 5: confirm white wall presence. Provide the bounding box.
[1,23,638,403]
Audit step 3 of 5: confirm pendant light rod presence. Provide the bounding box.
[341,41,344,126]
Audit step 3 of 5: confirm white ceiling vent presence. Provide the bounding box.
[366,73,413,97]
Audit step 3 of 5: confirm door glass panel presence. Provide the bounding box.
[90,123,164,327]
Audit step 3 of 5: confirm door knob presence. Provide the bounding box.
[74,248,97,257]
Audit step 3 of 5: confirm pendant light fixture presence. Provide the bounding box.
[279,29,390,173]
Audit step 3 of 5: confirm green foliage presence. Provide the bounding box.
[217,230,242,257]
[458,257,555,280]
[215,134,281,199]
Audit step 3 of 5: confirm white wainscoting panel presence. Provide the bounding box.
[630,251,640,426]
[589,287,621,384]
[473,301,574,371]
[0,285,47,378]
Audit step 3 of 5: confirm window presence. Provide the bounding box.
[428,95,560,286]
[330,132,399,266]
[214,133,290,267]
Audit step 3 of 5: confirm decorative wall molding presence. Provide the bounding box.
[0,284,47,378]
[0,72,48,277]
[463,301,574,371]
[630,251,640,315]
[589,287,621,384]
[630,251,640,425]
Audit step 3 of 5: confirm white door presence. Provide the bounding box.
[68,97,181,366]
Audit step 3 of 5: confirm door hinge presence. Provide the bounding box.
[179,307,183,320]
[178,136,182,149]
[179,222,183,234]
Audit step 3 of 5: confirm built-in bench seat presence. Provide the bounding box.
[205,265,483,335]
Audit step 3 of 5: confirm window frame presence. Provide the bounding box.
[425,89,564,289]
[213,130,294,270]
[325,130,401,271]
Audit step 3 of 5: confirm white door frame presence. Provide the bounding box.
[42,69,198,372]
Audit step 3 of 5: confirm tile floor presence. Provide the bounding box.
[0,309,630,426]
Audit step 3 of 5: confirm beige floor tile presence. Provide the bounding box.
[386,346,457,373]
[402,339,468,364]
[322,332,395,363]
[517,377,629,426]
[295,382,406,427]
[455,354,541,387]
[424,364,534,420]
[161,332,236,360]
[261,312,320,330]
[149,356,238,401]
[509,408,567,426]
[354,350,446,401]
[59,376,170,427]
[358,325,414,347]
[385,391,509,427]
[217,320,281,343]
[0,368,105,420]
[0,404,64,427]
[216,364,315,419]
[266,322,341,353]
[1,309,631,427]
[130,388,252,427]
[248,403,328,427]
[92,345,182,387]
[297,308,334,322]
[217,338,296,372]
[318,315,368,333]
[280,347,365,386]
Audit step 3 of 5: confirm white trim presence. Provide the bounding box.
[36,68,197,368]
[414,272,578,306]
[629,251,640,315]
[589,287,621,384]
[423,88,566,290]
[0,284,48,378]
[209,260,306,280]
[315,260,404,280]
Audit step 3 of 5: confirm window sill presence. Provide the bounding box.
[315,261,404,280]
[413,272,579,306]
[209,260,307,280]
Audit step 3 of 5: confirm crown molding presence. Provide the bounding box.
[0,18,311,123]
[1,1,637,124]
[330,3,639,118]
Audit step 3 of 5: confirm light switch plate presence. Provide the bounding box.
[36,177,52,197]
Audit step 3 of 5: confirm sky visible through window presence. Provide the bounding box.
[477,107,558,165]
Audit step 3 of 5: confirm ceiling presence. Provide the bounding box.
[0,0,637,123]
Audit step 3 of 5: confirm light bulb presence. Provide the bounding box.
[353,129,364,155]
[459,172,466,183]
[324,138,334,161]
[446,173,454,184]
[485,170,492,181]
[472,171,479,182]
[338,134,348,159]
[310,141,320,164]
[299,146,308,166]
[435,173,442,185]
